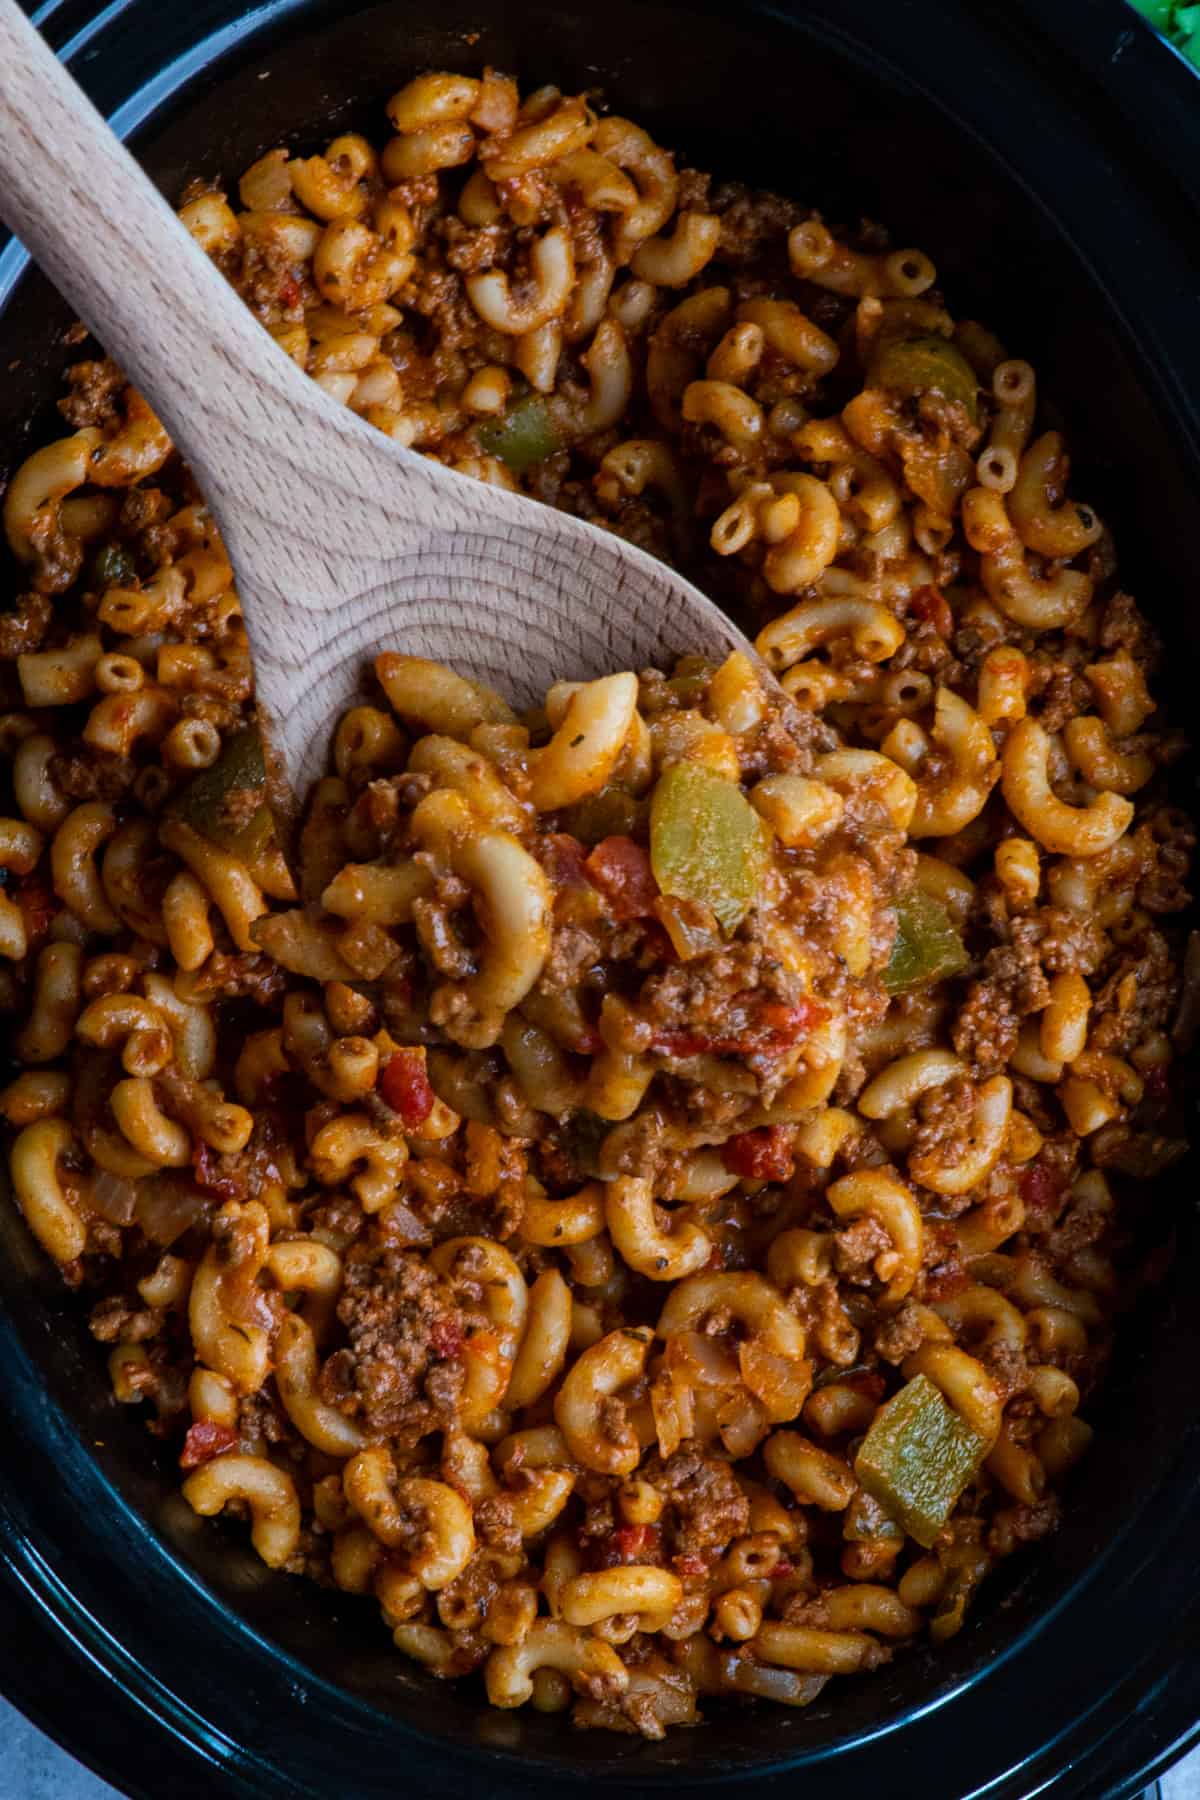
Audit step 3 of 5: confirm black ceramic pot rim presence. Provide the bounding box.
[0,2,1198,1796]
[2,1298,1199,1800]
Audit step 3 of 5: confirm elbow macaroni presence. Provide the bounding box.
[0,64,1186,1746]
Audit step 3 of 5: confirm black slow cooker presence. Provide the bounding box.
[1,1,1199,1794]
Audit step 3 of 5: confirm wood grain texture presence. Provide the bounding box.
[0,2,752,802]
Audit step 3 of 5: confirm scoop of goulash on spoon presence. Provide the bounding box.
[0,1,750,812]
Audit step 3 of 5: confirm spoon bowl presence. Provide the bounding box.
[0,0,749,806]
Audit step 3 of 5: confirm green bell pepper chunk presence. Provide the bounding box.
[1129,0,1177,28]
[1176,2,1200,57]
[166,725,273,860]
[561,1109,611,1179]
[565,788,644,846]
[854,1374,987,1549]
[650,761,770,935]
[89,542,137,589]
[1130,0,1200,63]
[477,395,561,472]
[884,890,968,994]
[873,334,978,424]
[666,672,711,708]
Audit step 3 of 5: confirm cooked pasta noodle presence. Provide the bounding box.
[0,64,1189,1746]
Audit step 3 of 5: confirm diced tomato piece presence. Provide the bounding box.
[909,584,954,640]
[739,996,828,1053]
[585,836,658,920]
[1019,1160,1068,1221]
[673,1552,708,1578]
[652,996,828,1060]
[278,273,302,309]
[653,1033,706,1057]
[537,832,591,889]
[378,1048,435,1127]
[430,1316,464,1360]
[757,1000,824,1040]
[722,1126,795,1183]
[179,1420,238,1470]
[610,1522,660,1563]
[191,1142,243,1202]
[769,1560,794,1579]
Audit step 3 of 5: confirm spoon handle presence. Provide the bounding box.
[0,0,450,774]
[0,1,328,491]
[0,1,749,801]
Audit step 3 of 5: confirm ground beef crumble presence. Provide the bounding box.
[323,1241,482,1443]
[643,1447,750,1561]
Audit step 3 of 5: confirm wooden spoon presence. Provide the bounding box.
[0,3,750,811]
